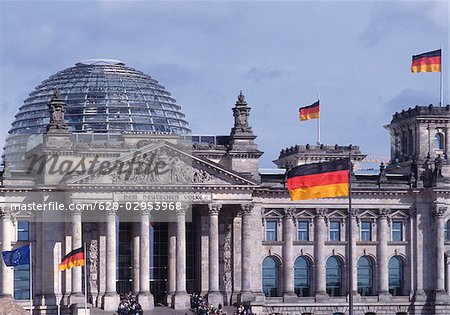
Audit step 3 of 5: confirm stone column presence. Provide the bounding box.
[350,209,359,299]
[377,209,391,301]
[239,203,254,303]
[413,207,426,301]
[103,211,119,311]
[0,210,13,297]
[283,208,296,301]
[445,126,450,157]
[165,222,177,305]
[132,223,140,295]
[314,208,328,301]
[172,206,190,309]
[207,203,223,306]
[433,206,449,302]
[69,210,84,305]
[138,210,154,310]
[446,254,450,296]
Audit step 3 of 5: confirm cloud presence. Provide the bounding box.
[361,1,448,47]
[243,67,288,83]
[383,88,437,115]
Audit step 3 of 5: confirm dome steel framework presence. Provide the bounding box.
[9,59,191,135]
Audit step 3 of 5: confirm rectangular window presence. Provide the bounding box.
[361,221,372,241]
[265,220,277,241]
[297,220,309,241]
[17,221,30,241]
[329,221,341,241]
[14,264,30,300]
[392,221,403,241]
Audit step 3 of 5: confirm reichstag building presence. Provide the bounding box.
[0,59,449,315]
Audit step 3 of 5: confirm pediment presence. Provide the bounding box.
[327,209,347,219]
[356,209,379,220]
[389,209,409,219]
[263,209,284,218]
[66,141,257,187]
[294,209,316,219]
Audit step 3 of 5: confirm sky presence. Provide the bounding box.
[0,0,448,167]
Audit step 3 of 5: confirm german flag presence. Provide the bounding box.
[286,158,349,201]
[299,101,320,121]
[59,247,85,271]
[411,49,441,73]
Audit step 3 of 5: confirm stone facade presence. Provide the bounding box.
[0,93,449,315]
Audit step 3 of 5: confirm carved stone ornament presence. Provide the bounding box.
[315,208,328,218]
[89,240,98,293]
[240,203,254,216]
[284,208,295,219]
[110,148,226,185]
[46,89,68,132]
[220,221,233,292]
[231,91,253,133]
[208,203,222,216]
[379,208,390,219]
[432,205,447,218]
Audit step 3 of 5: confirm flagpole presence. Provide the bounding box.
[440,45,444,106]
[83,243,87,315]
[348,153,354,315]
[29,244,33,315]
[317,94,321,145]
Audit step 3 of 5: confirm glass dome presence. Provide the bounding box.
[8,59,191,135]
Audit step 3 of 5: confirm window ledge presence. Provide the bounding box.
[325,241,348,245]
[388,241,408,245]
[357,241,379,245]
[293,241,314,245]
[263,241,284,245]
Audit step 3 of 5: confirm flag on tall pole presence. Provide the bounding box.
[411,49,441,73]
[2,244,33,314]
[2,244,30,267]
[59,246,85,271]
[286,157,354,314]
[286,158,349,201]
[411,48,444,106]
[299,100,320,121]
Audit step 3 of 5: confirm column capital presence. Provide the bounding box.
[284,208,295,219]
[315,208,327,218]
[208,203,222,216]
[176,204,189,216]
[432,205,447,218]
[240,203,253,216]
[0,208,12,219]
[378,208,390,219]
[140,208,151,216]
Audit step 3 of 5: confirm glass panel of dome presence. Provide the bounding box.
[168,119,180,126]
[132,116,150,123]
[153,118,168,124]
[133,124,154,131]
[154,125,170,132]
[150,109,164,116]
[131,108,149,115]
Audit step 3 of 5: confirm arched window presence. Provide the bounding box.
[294,256,311,297]
[435,132,444,150]
[357,256,373,296]
[326,256,342,296]
[262,256,279,297]
[388,256,404,296]
[445,219,450,241]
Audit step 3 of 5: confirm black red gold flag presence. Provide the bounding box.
[411,49,441,73]
[59,247,85,271]
[299,101,320,121]
[286,158,349,201]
